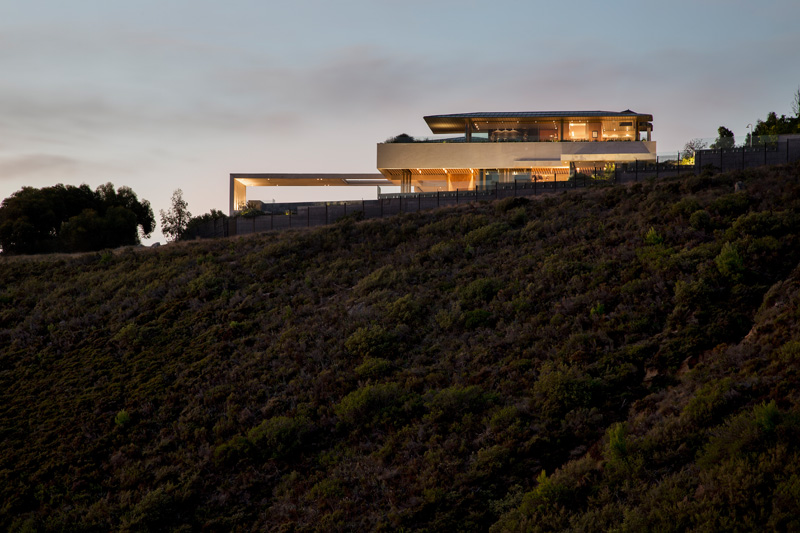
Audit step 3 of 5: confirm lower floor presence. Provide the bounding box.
[381,163,618,193]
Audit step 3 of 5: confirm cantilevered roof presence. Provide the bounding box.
[424,110,653,134]
[231,173,390,187]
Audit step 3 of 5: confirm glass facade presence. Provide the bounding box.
[470,118,644,142]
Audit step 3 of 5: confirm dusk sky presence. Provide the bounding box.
[2,0,799,243]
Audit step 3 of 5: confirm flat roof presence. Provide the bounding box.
[424,110,653,134]
[231,173,390,187]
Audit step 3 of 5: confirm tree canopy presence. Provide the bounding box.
[752,111,800,137]
[710,126,735,149]
[0,183,154,255]
[160,189,192,243]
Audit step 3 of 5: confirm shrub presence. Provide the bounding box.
[508,207,527,228]
[715,242,744,280]
[354,357,393,380]
[533,362,598,418]
[644,227,664,245]
[689,209,712,230]
[670,197,702,219]
[345,325,395,359]
[697,401,782,468]
[213,435,252,465]
[463,309,495,329]
[495,196,530,214]
[604,422,628,463]
[426,385,493,423]
[682,377,736,424]
[335,382,417,427]
[384,294,421,325]
[464,222,510,247]
[710,192,750,217]
[114,409,131,427]
[458,277,501,305]
[247,416,313,459]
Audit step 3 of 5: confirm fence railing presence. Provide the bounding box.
[185,138,800,240]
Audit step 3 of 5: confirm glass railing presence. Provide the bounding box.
[381,136,645,144]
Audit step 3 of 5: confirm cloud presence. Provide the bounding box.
[0,154,83,180]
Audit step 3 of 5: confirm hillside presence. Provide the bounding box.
[2,164,800,531]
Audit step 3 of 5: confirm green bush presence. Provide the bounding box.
[689,209,712,230]
[114,409,131,427]
[426,385,493,423]
[458,277,501,305]
[335,383,417,427]
[247,416,313,459]
[463,309,494,329]
[715,242,744,279]
[345,325,395,358]
[384,294,421,325]
[682,377,736,424]
[644,227,664,245]
[533,362,598,418]
[213,435,252,466]
[495,196,530,214]
[670,197,701,219]
[354,357,393,380]
[710,192,750,217]
[464,222,510,247]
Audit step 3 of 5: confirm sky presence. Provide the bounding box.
[1,0,799,243]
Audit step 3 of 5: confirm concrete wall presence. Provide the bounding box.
[377,141,657,171]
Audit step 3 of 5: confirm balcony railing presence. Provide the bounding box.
[381,136,647,144]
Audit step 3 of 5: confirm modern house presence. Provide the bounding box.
[377,110,656,193]
[230,110,655,214]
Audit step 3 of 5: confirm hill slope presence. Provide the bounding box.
[2,164,800,531]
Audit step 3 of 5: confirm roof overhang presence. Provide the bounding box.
[424,110,654,134]
[230,173,391,187]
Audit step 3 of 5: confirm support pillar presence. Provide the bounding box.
[401,169,412,194]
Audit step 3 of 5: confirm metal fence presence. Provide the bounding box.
[185,138,800,240]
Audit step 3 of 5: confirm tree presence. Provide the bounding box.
[793,85,800,117]
[683,138,708,154]
[183,209,227,240]
[0,183,154,255]
[710,126,735,149]
[160,189,192,242]
[385,133,416,143]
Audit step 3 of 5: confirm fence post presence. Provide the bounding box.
[456,189,459,205]
[495,181,498,199]
[326,202,328,224]
[437,190,440,208]
[514,179,517,197]
[418,193,421,212]
[656,156,659,179]
[362,199,365,217]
